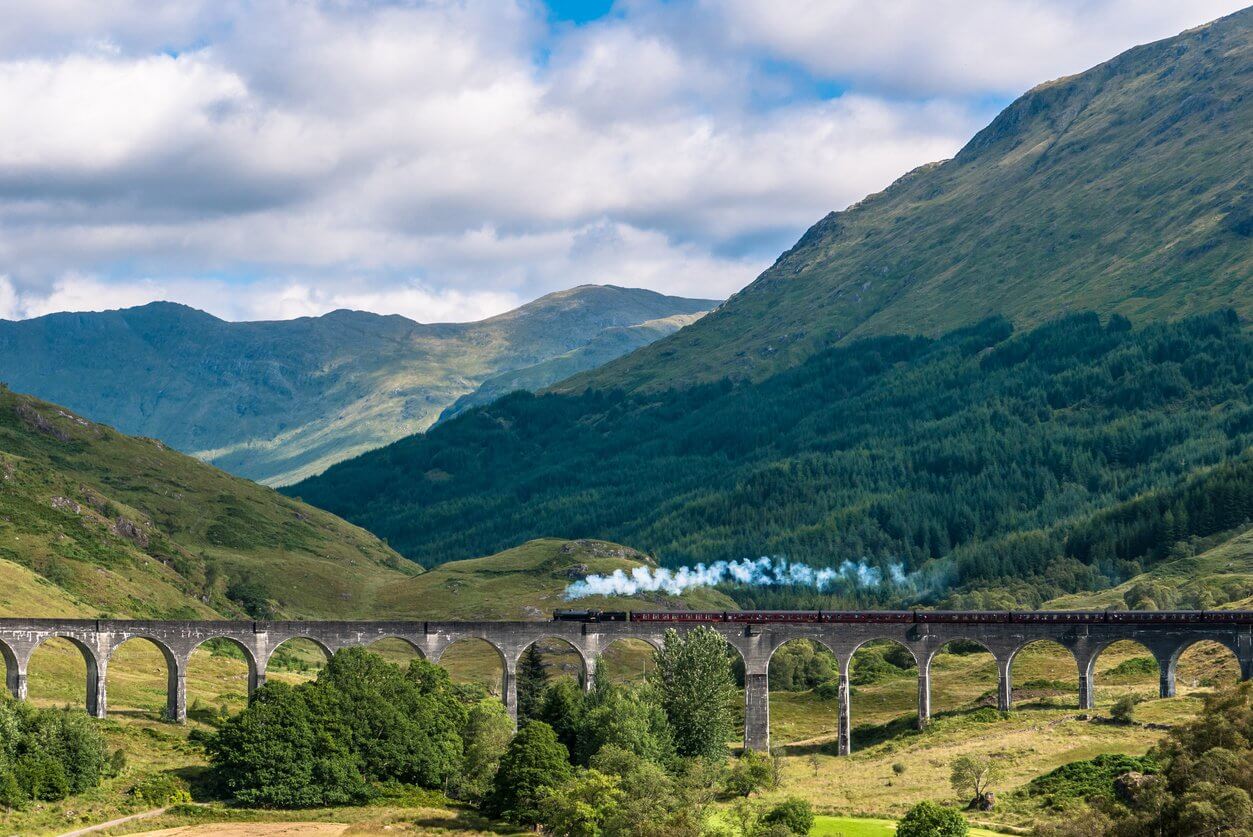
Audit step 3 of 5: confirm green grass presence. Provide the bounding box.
[0,386,415,620]
[810,815,1010,836]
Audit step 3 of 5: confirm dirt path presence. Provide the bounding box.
[58,807,169,837]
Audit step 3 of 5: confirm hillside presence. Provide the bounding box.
[290,311,1253,605]
[0,385,415,619]
[0,391,727,620]
[435,313,704,424]
[561,8,1253,394]
[373,537,736,619]
[0,285,715,485]
[1045,526,1253,611]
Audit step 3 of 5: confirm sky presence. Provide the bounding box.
[0,1,1245,324]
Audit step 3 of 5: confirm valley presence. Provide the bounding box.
[0,286,715,486]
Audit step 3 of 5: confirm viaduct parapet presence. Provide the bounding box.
[2,617,1251,754]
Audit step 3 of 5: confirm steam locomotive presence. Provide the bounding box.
[552,609,1253,624]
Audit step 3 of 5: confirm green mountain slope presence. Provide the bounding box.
[562,8,1252,394]
[289,311,1253,609]
[0,285,715,486]
[0,385,415,619]
[1045,527,1253,612]
[373,537,736,620]
[436,312,705,424]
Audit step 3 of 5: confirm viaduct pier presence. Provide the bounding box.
[3,615,1251,754]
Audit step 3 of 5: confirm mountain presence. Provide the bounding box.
[0,285,715,485]
[560,8,1253,394]
[435,312,705,424]
[0,385,416,619]
[289,308,1253,604]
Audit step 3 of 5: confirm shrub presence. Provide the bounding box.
[724,750,775,797]
[897,800,969,837]
[484,721,572,825]
[130,773,192,806]
[1110,694,1142,724]
[1024,753,1157,805]
[761,797,814,835]
[206,649,469,807]
[0,698,109,808]
[539,768,623,836]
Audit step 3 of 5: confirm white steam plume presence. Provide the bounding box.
[564,556,907,600]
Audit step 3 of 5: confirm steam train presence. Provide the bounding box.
[552,609,1253,624]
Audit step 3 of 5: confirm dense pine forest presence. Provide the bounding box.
[292,311,1253,605]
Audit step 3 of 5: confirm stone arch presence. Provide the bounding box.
[434,636,509,695]
[517,635,591,691]
[924,638,998,718]
[1089,638,1161,706]
[1168,638,1242,694]
[596,637,659,686]
[264,635,334,677]
[364,635,426,661]
[188,636,262,708]
[105,636,180,720]
[766,637,844,748]
[25,634,103,716]
[849,636,921,671]
[1007,639,1081,709]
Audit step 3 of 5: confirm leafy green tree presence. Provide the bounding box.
[896,801,969,837]
[451,698,514,801]
[1103,682,1253,836]
[950,754,1002,808]
[208,680,369,808]
[312,649,464,787]
[650,627,737,759]
[485,721,573,825]
[537,677,586,756]
[761,797,814,835]
[517,643,548,722]
[0,698,108,808]
[574,681,676,766]
[539,768,624,837]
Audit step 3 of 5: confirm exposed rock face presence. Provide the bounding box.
[16,403,70,442]
[50,496,81,514]
[112,516,150,548]
[1114,771,1156,805]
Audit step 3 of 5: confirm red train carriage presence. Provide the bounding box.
[818,611,914,623]
[1009,611,1107,623]
[914,611,1010,623]
[628,611,729,622]
[726,611,817,623]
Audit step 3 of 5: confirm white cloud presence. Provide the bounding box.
[709,0,1250,96]
[0,0,1241,321]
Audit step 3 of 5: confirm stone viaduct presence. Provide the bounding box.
[2,616,1251,754]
